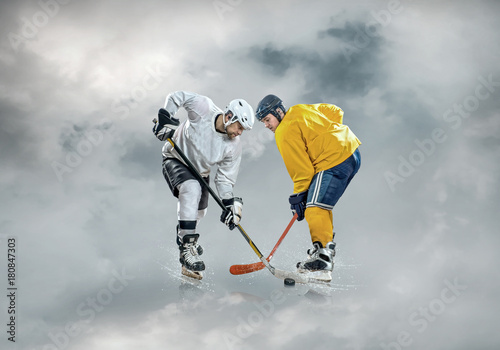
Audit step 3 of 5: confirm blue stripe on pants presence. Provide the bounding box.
[306,148,361,209]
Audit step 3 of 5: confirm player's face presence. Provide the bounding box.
[261,114,280,133]
[226,121,244,139]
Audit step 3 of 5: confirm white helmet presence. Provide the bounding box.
[224,99,255,130]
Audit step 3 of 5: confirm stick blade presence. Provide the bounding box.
[229,262,265,275]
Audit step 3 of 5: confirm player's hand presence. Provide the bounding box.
[152,108,180,140]
[288,191,308,221]
[220,197,243,230]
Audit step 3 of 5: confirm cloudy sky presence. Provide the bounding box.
[1,0,500,349]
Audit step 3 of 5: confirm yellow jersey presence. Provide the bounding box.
[275,103,361,193]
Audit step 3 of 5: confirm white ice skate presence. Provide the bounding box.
[296,241,336,282]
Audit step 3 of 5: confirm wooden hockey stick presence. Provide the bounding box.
[229,213,297,275]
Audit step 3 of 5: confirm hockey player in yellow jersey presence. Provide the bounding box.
[255,95,361,281]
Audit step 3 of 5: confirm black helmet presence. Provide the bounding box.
[255,95,286,122]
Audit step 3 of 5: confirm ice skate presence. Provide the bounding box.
[296,241,336,282]
[176,225,203,256]
[179,234,205,280]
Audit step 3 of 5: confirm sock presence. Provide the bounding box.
[177,220,197,245]
[305,206,333,247]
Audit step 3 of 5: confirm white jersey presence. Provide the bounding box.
[161,91,242,200]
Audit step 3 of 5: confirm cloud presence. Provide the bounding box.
[1,1,500,349]
[248,20,385,103]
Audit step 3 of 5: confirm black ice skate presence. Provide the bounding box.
[176,225,203,256]
[179,234,205,280]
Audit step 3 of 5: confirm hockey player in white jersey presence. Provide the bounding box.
[152,91,255,279]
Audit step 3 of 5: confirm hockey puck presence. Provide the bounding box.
[284,278,295,286]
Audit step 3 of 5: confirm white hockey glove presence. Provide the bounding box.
[220,197,243,230]
[152,108,180,141]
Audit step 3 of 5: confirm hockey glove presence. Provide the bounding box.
[220,197,243,230]
[152,108,180,141]
[289,191,308,221]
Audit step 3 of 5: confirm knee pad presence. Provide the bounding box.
[197,208,207,222]
[177,180,202,221]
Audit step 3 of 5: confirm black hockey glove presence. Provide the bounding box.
[220,197,243,230]
[289,191,308,221]
[152,108,180,141]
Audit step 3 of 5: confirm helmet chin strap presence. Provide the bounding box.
[223,113,235,132]
[223,114,229,132]
[272,108,283,122]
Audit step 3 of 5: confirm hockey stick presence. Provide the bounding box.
[165,138,327,284]
[229,213,297,275]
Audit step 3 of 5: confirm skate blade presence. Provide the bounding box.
[181,266,203,280]
[297,269,332,283]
